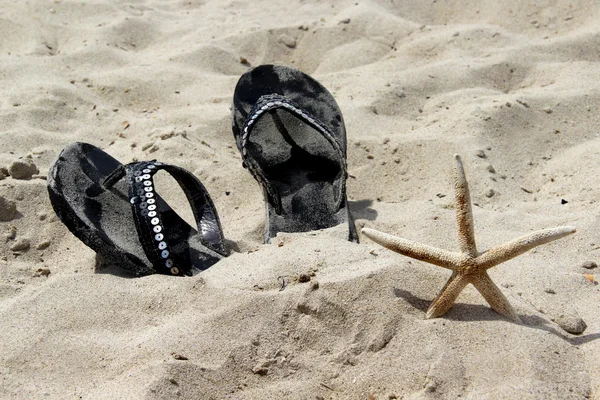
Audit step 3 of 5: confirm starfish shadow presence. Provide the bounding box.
[392,287,430,313]
[563,332,600,345]
[519,314,600,345]
[393,287,506,322]
[393,286,600,344]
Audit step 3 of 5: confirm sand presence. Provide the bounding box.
[1,0,600,398]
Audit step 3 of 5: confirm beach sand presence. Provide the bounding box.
[1,0,599,398]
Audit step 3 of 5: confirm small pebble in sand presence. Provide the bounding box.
[279,34,297,48]
[10,238,30,252]
[8,159,39,179]
[544,288,556,294]
[171,352,189,360]
[278,276,289,291]
[543,107,553,114]
[141,142,154,151]
[555,314,587,335]
[339,17,351,24]
[298,274,311,283]
[6,225,17,240]
[484,189,495,198]
[0,196,18,221]
[424,378,438,392]
[475,149,487,158]
[486,164,496,173]
[516,99,529,108]
[581,261,597,269]
[33,268,51,277]
[252,365,268,375]
[36,240,51,250]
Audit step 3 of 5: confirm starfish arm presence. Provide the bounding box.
[362,228,461,270]
[453,154,477,257]
[477,226,576,269]
[426,272,468,319]
[471,272,521,323]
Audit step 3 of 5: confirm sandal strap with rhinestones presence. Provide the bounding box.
[239,93,347,214]
[48,142,227,277]
[123,161,226,275]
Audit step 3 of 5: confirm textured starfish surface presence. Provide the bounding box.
[362,155,576,322]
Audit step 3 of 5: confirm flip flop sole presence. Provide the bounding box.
[232,65,358,243]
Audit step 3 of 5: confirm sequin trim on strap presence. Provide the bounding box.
[239,93,347,214]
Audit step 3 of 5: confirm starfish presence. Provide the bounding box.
[362,154,575,322]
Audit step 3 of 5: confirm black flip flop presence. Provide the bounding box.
[232,64,358,243]
[47,142,227,276]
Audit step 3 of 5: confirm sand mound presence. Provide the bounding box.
[1,0,599,398]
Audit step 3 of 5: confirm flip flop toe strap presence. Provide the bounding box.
[105,161,226,275]
[240,94,347,214]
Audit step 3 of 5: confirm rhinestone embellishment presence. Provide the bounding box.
[129,161,179,274]
[239,95,348,213]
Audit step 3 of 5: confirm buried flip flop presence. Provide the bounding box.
[232,64,358,243]
[47,142,227,276]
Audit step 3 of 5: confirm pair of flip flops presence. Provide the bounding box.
[48,65,358,277]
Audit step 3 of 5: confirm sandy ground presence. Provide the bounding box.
[1,0,600,398]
